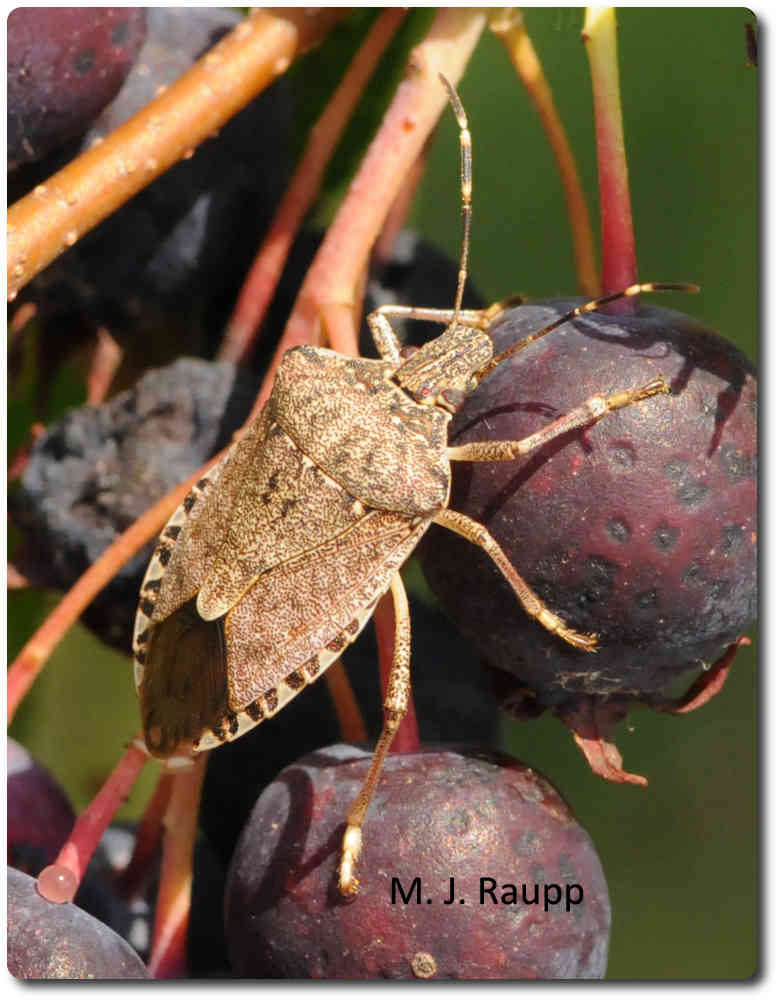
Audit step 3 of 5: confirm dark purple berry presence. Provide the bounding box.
[9,8,293,405]
[201,595,497,865]
[7,738,75,876]
[7,867,150,979]
[8,8,147,168]
[224,744,611,979]
[422,302,757,707]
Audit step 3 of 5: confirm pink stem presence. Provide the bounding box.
[249,9,486,420]
[36,739,148,902]
[147,755,208,978]
[117,771,174,899]
[218,8,407,366]
[86,326,123,405]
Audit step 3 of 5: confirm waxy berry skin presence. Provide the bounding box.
[225,745,611,979]
[422,301,757,705]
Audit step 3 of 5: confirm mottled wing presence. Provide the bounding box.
[137,407,273,635]
[147,407,369,625]
[194,509,429,753]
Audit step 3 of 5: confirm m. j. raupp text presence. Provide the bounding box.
[390,876,585,911]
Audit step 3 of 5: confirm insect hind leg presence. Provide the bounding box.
[339,571,411,897]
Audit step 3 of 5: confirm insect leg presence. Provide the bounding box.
[366,305,493,365]
[447,376,668,463]
[366,310,403,364]
[339,571,411,897]
[433,508,598,651]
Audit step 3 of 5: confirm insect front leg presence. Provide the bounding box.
[339,571,411,897]
[446,376,668,463]
[433,508,598,652]
[367,304,494,365]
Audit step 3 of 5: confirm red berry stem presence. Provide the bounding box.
[7,457,217,723]
[655,637,751,715]
[86,326,123,405]
[250,8,487,420]
[147,754,208,979]
[325,660,369,745]
[117,771,174,899]
[583,8,638,309]
[36,738,148,903]
[218,8,407,366]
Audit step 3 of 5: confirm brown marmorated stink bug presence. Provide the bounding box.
[132,76,694,896]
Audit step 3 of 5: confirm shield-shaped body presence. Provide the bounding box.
[133,345,452,759]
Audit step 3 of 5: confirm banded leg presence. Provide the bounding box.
[433,508,597,651]
[339,571,411,896]
[479,282,698,380]
[447,376,668,464]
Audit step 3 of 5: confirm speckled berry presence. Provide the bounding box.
[224,744,611,979]
[422,301,756,706]
[7,867,150,979]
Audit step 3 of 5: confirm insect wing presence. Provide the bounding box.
[218,509,429,728]
[139,596,228,757]
[137,407,273,637]
[195,414,375,622]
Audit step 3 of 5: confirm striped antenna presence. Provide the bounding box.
[439,74,472,329]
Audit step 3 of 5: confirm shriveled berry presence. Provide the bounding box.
[224,745,611,979]
[11,359,258,650]
[7,867,150,979]
[422,302,757,706]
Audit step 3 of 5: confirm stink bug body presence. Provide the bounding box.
[133,77,694,895]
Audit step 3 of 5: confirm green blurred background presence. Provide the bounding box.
[8,8,757,980]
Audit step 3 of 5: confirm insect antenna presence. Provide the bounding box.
[477,281,700,381]
[439,73,472,331]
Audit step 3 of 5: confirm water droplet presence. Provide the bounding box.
[64,230,78,246]
[182,148,195,161]
[274,57,291,75]
[37,864,78,903]
[33,184,47,198]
